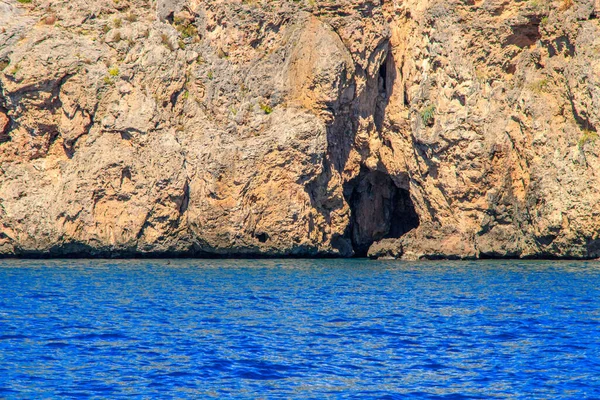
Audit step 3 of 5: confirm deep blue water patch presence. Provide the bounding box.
[1,259,600,398]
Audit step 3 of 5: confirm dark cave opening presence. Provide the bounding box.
[255,232,269,243]
[374,50,394,132]
[379,60,388,93]
[345,169,420,257]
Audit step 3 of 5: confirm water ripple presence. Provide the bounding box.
[0,259,599,398]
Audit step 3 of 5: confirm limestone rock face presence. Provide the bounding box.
[156,0,187,22]
[1,0,600,259]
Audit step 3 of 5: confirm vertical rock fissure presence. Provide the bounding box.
[345,168,419,257]
[0,89,11,143]
[374,49,393,132]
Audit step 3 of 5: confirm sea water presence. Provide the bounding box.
[0,259,599,398]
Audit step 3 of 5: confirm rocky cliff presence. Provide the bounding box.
[1,0,600,259]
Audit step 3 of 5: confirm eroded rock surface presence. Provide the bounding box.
[1,0,600,259]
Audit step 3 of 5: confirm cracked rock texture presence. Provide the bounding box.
[1,0,600,259]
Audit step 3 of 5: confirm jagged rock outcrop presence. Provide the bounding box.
[1,0,600,259]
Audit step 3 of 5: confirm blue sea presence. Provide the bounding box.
[0,259,599,398]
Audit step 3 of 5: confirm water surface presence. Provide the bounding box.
[1,259,599,398]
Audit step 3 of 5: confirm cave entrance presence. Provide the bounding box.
[345,169,419,257]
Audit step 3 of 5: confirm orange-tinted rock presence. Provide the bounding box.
[1,0,600,259]
[0,112,8,136]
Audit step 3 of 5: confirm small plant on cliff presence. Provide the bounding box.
[259,103,273,115]
[578,129,598,149]
[108,66,119,77]
[17,0,32,4]
[103,66,119,85]
[161,33,175,51]
[9,63,20,76]
[173,17,198,39]
[529,78,549,94]
[125,12,137,23]
[420,104,436,126]
[217,48,228,59]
